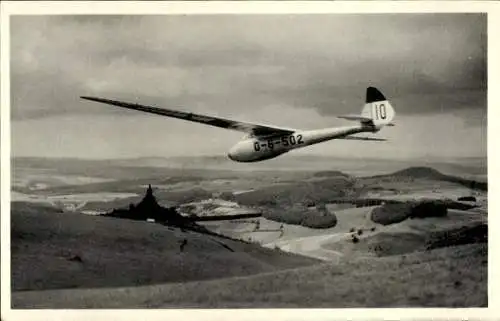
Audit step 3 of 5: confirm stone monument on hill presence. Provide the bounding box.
[135,184,163,214]
[105,184,189,226]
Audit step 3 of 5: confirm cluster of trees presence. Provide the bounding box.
[263,205,337,229]
[370,200,450,225]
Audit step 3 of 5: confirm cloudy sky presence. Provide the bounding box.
[11,14,486,160]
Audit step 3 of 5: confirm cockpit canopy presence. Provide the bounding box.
[242,133,256,139]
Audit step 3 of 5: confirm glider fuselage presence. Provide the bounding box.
[228,124,375,162]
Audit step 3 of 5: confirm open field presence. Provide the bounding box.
[10,156,488,308]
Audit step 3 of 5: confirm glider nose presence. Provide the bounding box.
[228,143,246,162]
[228,146,238,161]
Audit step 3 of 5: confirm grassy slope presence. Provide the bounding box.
[11,203,319,292]
[13,243,487,308]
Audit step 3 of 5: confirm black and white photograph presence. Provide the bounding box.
[1,1,496,317]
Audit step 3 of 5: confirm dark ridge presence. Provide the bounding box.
[312,171,351,178]
[390,167,446,179]
[369,166,487,191]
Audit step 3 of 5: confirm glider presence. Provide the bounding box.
[81,86,395,162]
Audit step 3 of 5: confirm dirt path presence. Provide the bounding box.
[263,233,348,261]
[201,206,379,261]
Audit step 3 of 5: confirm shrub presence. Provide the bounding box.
[352,236,359,243]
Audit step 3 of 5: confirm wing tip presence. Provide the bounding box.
[80,96,119,105]
[80,96,99,101]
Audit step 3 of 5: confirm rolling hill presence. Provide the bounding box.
[368,166,487,191]
[11,202,319,292]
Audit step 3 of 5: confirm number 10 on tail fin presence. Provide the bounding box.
[361,87,396,128]
[337,87,396,128]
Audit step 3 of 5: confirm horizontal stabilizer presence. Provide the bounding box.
[337,114,372,122]
[338,136,387,142]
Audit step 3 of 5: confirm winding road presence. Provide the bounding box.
[263,232,348,261]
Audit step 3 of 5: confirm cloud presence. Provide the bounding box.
[11,14,486,120]
[10,14,487,159]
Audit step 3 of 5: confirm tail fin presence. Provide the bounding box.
[360,87,395,129]
[337,87,396,129]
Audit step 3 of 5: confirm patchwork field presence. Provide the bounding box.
[10,156,488,308]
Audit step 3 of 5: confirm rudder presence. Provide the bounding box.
[361,87,395,129]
